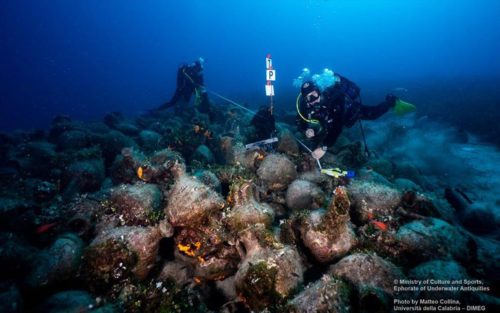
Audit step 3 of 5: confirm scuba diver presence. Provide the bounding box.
[154,57,210,114]
[297,75,416,160]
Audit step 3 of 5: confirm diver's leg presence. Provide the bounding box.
[359,100,392,120]
[156,89,182,111]
[170,89,185,106]
[157,101,174,110]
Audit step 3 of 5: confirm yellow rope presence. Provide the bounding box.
[183,68,202,106]
[296,93,319,124]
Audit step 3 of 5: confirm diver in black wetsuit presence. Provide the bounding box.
[155,57,208,113]
[297,76,405,160]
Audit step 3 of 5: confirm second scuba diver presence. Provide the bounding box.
[155,57,211,115]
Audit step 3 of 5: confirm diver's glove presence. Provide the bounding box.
[312,146,327,160]
[386,94,399,107]
[305,128,315,138]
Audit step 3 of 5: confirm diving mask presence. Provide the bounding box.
[305,90,320,105]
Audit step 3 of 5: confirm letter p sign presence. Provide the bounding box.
[266,70,276,81]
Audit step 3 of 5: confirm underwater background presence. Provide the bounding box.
[2,0,500,141]
[1,0,499,312]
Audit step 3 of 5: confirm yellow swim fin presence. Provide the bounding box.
[394,99,416,116]
[321,168,355,178]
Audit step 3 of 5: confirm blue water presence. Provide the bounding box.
[1,0,500,136]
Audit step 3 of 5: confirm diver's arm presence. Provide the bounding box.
[309,125,330,159]
[313,131,327,150]
[322,122,342,147]
[196,71,204,86]
[296,115,309,132]
[176,66,186,86]
[318,103,343,148]
[182,67,203,91]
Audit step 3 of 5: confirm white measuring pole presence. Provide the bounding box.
[265,54,275,113]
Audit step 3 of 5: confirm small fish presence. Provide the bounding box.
[370,220,388,232]
[137,166,144,180]
[35,222,58,234]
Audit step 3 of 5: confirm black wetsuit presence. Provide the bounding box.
[158,63,204,110]
[297,74,394,149]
